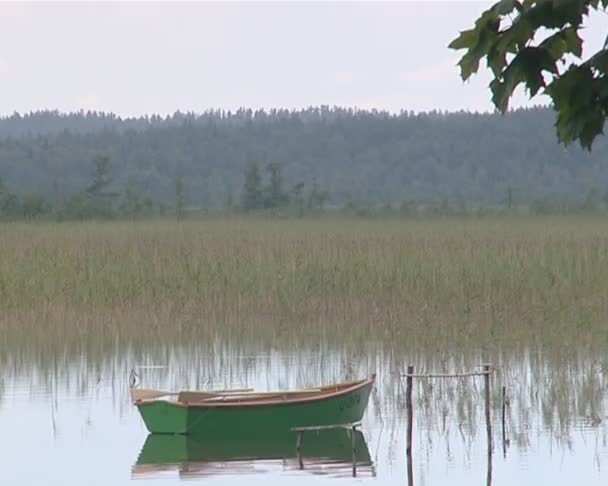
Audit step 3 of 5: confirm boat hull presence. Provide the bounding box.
[136,377,374,435]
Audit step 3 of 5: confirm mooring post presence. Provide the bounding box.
[406,365,414,486]
[296,430,304,470]
[501,385,507,458]
[296,429,304,467]
[352,424,357,477]
[483,364,492,452]
[483,364,493,486]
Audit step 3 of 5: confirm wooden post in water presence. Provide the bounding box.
[483,365,492,450]
[406,365,414,486]
[501,385,507,458]
[351,424,357,477]
[483,364,493,486]
[296,430,304,470]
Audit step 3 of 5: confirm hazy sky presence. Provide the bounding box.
[0,1,605,116]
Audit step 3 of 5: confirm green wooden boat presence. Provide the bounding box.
[132,374,375,436]
[132,429,372,479]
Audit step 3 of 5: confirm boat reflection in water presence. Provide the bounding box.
[132,428,374,480]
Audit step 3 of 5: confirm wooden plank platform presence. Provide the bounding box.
[290,421,361,432]
[290,421,362,458]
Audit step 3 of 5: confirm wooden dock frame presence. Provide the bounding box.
[402,365,496,486]
[290,421,362,476]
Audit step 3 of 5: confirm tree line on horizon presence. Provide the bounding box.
[0,106,607,221]
[0,155,333,220]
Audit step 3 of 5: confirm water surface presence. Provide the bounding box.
[1,343,607,485]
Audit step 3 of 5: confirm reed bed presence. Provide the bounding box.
[1,216,608,357]
[3,216,608,465]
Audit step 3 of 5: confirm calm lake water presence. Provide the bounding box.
[1,343,607,485]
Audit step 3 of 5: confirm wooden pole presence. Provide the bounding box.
[484,364,493,486]
[501,385,507,458]
[352,424,357,477]
[406,365,414,486]
[296,430,304,470]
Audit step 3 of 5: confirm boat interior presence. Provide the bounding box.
[131,376,373,406]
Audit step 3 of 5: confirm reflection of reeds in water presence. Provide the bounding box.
[387,351,608,456]
[4,342,606,459]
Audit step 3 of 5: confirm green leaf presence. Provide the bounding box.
[490,57,526,111]
[578,108,605,150]
[552,0,588,26]
[492,0,520,15]
[547,66,603,150]
[588,50,608,74]
[490,46,558,112]
[563,27,583,58]
[453,14,500,80]
[522,49,557,94]
[458,52,481,80]
[488,47,507,77]
[449,29,478,50]
[547,67,589,112]
[539,28,583,60]
[496,15,534,54]
[527,1,586,30]
[596,76,608,102]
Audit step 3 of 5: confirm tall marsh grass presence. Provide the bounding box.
[1,216,608,355]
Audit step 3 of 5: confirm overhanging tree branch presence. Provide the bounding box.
[449,0,608,150]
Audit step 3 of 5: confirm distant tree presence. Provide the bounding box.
[121,178,144,217]
[175,175,185,220]
[264,162,288,209]
[582,187,601,211]
[454,197,467,215]
[449,0,608,149]
[400,200,415,216]
[87,155,113,196]
[0,176,20,219]
[61,193,91,220]
[291,182,305,217]
[51,178,62,211]
[85,155,118,216]
[225,191,235,211]
[241,161,263,210]
[505,186,514,209]
[307,177,329,211]
[20,194,50,219]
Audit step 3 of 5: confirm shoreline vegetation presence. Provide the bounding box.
[4,155,608,221]
[1,108,608,222]
[2,216,608,357]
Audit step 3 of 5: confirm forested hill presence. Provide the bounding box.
[0,107,606,208]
